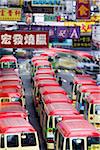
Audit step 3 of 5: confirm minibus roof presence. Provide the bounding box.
[79,85,100,93]
[0,88,21,94]
[0,68,18,74]
[87,93,100,104]
[43,93,71,104]
[74,78,96,85]
[0,55,17,62]
[0,76,21,81]
[45,103,79,116]
[40,51,56,57]
[73,51,93,59]
[40,86,67,95]
[36,80,59,87]
[35,69,55,76]
[57,119,100,137]
[34,74,56,82]
[0,84,21,89]
[31,56,48,62]
[0,92,21,98]
[0,78,21,82]
[34,60,51,66]
[1,81,21,86]
[0,102,27,118]
[0,117,35,133]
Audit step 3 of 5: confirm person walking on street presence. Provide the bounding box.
[58,77,62,86]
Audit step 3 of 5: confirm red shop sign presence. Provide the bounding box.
[0,31,49,48]
[76,0,90,19]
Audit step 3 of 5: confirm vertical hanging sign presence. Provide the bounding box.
[76,0,90,19]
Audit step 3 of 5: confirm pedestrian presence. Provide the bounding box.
[58,77,62,86]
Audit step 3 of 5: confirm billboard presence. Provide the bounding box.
[0,8,21,21]
[64,21,95,33]
[76,0,90,19]
[18,25,80,42]
[0,31,49,48]
[31,0,60,6]
[0,0,23,6]
[73,35,91,48]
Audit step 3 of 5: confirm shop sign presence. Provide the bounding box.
[64,21,95,33]
[56,26,80,39]
[76,0,90,19]
[8,0,24,6]
[73,35,91,48]
[0,8,21,21]
[0,31,49,48]
[44,15,57,21]
[23,6,54,13]
[31,0,60,6]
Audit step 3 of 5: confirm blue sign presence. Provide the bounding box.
[31,0,60,6]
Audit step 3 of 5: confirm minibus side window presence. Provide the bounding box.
[66,138,70,150]
[7,135,18,147]
[95,105,100,115]
[21,133,36,147]
[0,135,4,148]
[90,104,93,114]
[72,138,84,150]
[58,133,64,150]
[49,116,53,128]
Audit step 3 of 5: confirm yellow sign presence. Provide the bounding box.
[64,22,95,33]
[0,8,21,21]
[78,5,89,16]
[91,14,100,22]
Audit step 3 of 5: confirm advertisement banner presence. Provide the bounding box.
[0,8,21,21]
[0,31,49,48]
[56,26,80,40]
[73,35,91,48]
[18,25,80,42]
[76,0,90,19]
[8,0,24,6]
[44,14,57,21]
[23,6,54,13]
[64,21,95,33]
[31,0,60,6]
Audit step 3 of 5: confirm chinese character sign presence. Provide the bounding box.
[0,8,21,21]
[31,0,60,6]
[0,31,49,48]
[76,0,90,19]
[73,35,91,48]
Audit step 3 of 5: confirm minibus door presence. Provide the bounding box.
[88,104,94,124]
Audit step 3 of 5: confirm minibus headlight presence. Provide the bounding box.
[11,98,16,102]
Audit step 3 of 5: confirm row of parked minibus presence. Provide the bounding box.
[31,49,100,150]
[0,55,40,150]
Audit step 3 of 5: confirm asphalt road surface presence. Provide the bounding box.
[18,58,74,150]
[18,58,47,150]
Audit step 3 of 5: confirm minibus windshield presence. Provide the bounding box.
[21,133,36,147]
